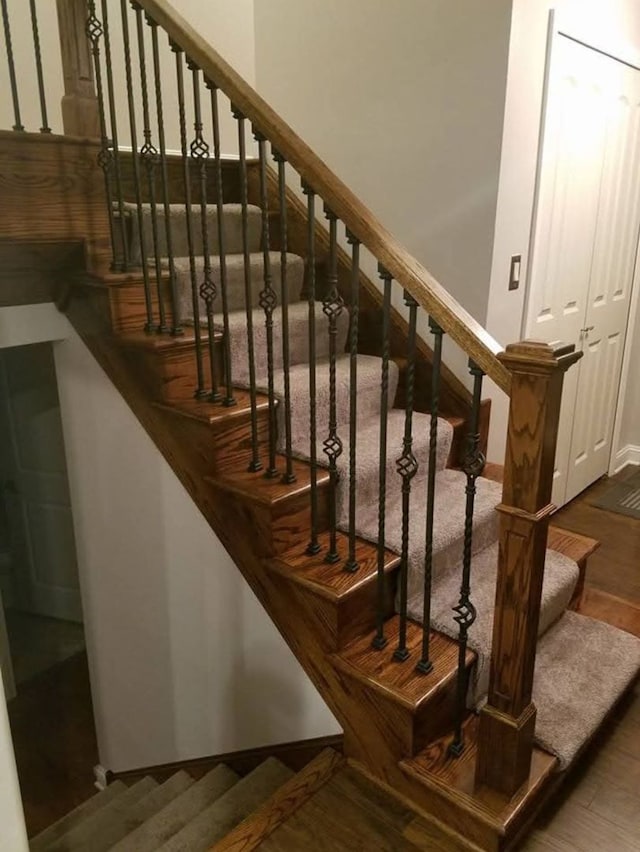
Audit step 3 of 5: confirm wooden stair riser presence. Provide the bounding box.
[140,341,224,404]
[265,565,398,653]
[108,275,177,335]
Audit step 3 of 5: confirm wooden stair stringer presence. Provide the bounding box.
[63,285,562,852]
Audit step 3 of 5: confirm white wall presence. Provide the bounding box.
[0,677,28,852]
[254,0,512,379]
[54,326,339,773]
[0,0,255,154]
[485,0,640,463]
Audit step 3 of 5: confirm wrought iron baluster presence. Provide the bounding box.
[274,151,296,484]
[86,1,117,271]
[255,131,278,478]
[372,266,392,650]
[322,207,344,565]
[189,62,220,402]
[1,0,23,131]
[234,107,262,472]
[174,44,207,398]
[132,1,167,333]
[303,182,321,556]
[394,292,419,662]
[449,361,485,757]
[416,317,444,675]
[207,81,235,406]
[345,231,360,574]
[147,15,182,335]
[29,0,50,132]
[100,0,128,270]
[120,0,153,332]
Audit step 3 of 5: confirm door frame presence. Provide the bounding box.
[522,10,640,490]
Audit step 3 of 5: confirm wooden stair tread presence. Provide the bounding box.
[399,715,558,832]
[267,531,400,602]
[331,617,475,711]
[154,391,269,426]
[547,525,600,563]
[117,327,222,351]
[206,456,331,505]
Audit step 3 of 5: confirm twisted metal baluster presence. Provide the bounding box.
[100,0,128,270]
[449,361,485,757]
[29,0,50,132]
[207,81,235,406]
[234,107,262,472]
[394,292,419,662]
[86,2,117,270]
[416,317,444,675]
[344,231,360,574]
[120,0,153,331]
[274,150,296,484]
[189,62,220,402]
[322,207,344,565]
[254,130,278,478]
[132,1,167,333]
[148,16,182,335]
[372,266,392,650]
[303,182,321,556]
[1,0,23,130]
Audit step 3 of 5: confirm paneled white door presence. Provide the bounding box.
[0,344,82,623]
[526,35,640,506]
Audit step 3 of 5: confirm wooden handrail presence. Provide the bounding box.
[136,0,511,394]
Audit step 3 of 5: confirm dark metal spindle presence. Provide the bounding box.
[100,0,129,270]
[28,0,50,132]
[449,361,485,757]
[322,207,344,565]
[234,107,262,472]
[148,16,182,335]
[173,44,207,398]
[1,0,23,131]
[274,151,296,484]
[394,292,419,662]
[120,0,153,332]
[372,266,392,650]
[344,232,360,574]
[416,317,444,675]
[86,2,118,271]
[133,1,167,333]
[189,63,220,402]
[303,182,321,556]
[255,131,278,478]
[207,81,235,406]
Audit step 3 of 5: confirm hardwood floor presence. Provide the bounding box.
[553,466,640,603]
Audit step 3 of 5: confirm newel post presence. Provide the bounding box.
[56,0,100,137]
[475,340,581,797]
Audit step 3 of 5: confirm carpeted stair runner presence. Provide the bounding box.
[129,202,640,771]
[30,757,293,852]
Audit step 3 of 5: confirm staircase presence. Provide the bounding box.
[2,1,640,850]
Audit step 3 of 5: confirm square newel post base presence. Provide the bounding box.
[476,702,537,797]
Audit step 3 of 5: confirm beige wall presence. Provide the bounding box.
[485,0,640,464]
[254,0,512,379]
[0,677,28,852]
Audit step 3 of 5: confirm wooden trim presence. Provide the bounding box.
[135,0,510,392]
[475,341,582,797]
[108,734,344,784]
[210,748,343,851]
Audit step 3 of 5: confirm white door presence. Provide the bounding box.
[526,35,640,506]
[0,344,82,623]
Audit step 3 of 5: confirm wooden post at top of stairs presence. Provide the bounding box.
[56,0,100,138]
[475,340,582,798]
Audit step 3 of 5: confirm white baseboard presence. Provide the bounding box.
[612,445,640,474]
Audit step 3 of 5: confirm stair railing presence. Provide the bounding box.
[44,0,582,799]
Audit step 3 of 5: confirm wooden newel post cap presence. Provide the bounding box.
[498,339,582,376]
